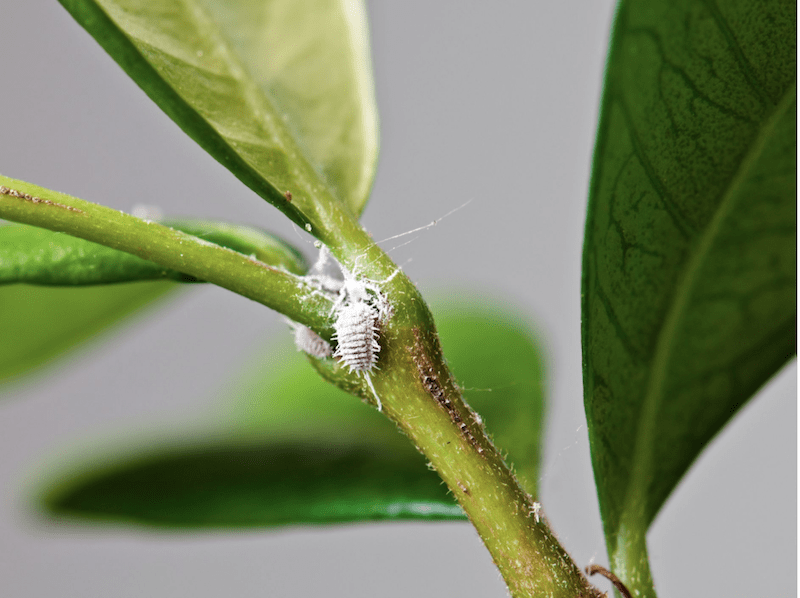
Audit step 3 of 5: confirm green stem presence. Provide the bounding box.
[306,194,602,598]
[0,175,333,335]
[313,308,602,597]
[2,172,602,598]
[612,520,656,598]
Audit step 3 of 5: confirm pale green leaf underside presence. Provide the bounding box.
[58,0,378,225]
[194,0,379,217]
[583,0,795,592]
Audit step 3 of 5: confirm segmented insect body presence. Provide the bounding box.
[296,247,398,411]
[332,301,381,373]
[330,273,393,411]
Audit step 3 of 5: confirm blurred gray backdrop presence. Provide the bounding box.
[0,2,795,596]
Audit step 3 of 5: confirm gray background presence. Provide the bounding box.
[1,2,795,596]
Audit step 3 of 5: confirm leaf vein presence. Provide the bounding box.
[616,96,697,239]
[700,0,775,107]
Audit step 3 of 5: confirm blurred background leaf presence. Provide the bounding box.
[0,282,177,389]
[40,295,546,528]
[582,0,796,592]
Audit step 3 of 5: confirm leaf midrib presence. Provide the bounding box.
[615,82,796,553]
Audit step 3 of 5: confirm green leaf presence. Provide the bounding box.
[40,296,546,528]
[0,282,176,388]
[582,0,796,593]
[43,441,461,527]
[57,0,379,225]
[0,220,307,285]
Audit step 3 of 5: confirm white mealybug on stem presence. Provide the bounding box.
[297,246,399,411]
[332,299,384,411]
[294,203,470,409]
[332,301,380,373]
[330,258,399,412]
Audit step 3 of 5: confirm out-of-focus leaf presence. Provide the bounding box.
[43,441,461,527]
[0,220,307,285]
[0,282,176,388]
[582,0,796,592]
[58,0,379,223]
[41,296,546,528]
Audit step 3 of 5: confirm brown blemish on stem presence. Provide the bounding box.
[411,327,484,455]
[0,185,83,213]
[284,190,293,202]
[585,564,632,598]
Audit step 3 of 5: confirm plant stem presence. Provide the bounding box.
[2,172,602,597]
[313,302,602,597]
[306,205,602,598]
[612,519,657,598]
[0,175,333,335]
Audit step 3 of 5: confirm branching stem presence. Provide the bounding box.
[0,176,333,335]
[2,172,601,597]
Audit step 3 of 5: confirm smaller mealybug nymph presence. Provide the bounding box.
[293,324,333,359]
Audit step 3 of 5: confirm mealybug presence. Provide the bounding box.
[332,301,381,374]
[298,246,400,411]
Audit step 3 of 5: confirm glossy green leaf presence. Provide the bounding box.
[58,0,379,225]
[41,296,546,527]
[0,220,307,285]
[0,282,176,388]
[582,0,796,592]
